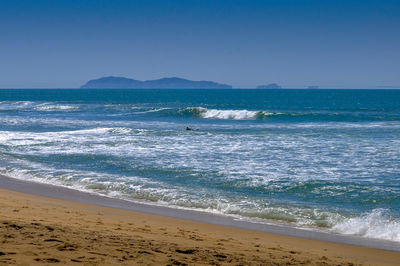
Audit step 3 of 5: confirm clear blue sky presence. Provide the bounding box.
[1,0,399,88]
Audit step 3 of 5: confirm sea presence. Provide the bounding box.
[0,89,399,242]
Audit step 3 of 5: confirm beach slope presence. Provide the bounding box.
[1,188,400,265]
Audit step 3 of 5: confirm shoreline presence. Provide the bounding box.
[1,174,400,252]
[1,175,400,265]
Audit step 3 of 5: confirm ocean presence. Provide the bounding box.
[0,89,399,242]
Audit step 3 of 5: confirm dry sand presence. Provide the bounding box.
[0,188,399,265]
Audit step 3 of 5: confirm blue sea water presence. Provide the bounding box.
[0,89,400,242]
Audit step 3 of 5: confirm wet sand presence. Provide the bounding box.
[1,188,400,265]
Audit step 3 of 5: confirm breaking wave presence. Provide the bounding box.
[178,107,275,120]
[332,209,400,242]
[35,104,80,111]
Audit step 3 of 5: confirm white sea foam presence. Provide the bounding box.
[0,127,134,147]
[2,157,400,243]
[134,107,172,114]
[190,107,274,120]
[35,104,79,111]
[0,101,36,110]
[0,101,79,112]
[1,103,400,244]
[144,107,172,113]
[332,209,400,242]
[201,109,258,119]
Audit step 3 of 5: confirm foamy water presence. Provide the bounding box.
[0,89,399,242]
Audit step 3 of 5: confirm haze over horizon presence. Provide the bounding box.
[1,0,399,89]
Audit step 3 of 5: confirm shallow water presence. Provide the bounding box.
[0,89,399,242]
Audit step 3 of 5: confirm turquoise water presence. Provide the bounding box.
[1,89,400,241]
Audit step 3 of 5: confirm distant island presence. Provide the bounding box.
[81,76,232,89]
[307,86,319,89]
[256,83,282,89]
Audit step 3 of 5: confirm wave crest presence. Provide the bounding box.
[35,104,79,111]
[181,107,274,120]
[332,209,400,242]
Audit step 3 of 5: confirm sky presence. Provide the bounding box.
[1,0,399,88]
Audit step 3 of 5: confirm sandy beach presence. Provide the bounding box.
[0,186,399,265]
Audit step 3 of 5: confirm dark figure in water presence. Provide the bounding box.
[186,126,192,131]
